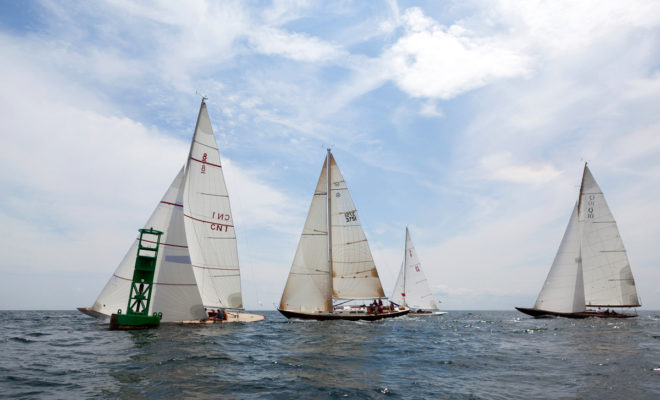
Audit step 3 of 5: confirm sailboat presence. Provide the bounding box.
[78,99,264,324]
[278,149,410,321]
[391,227,446,315]
[516,163,640,319]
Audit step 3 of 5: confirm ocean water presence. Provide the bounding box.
[1,310,659,399]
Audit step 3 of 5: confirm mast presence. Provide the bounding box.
[403,227,408,307]
[326,148,333,309]
[576,162,587,218]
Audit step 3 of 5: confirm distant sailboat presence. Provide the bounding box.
[516,164,640,318]
[78,99,264,324]
[278,149,410,321]
[391,227,446,316]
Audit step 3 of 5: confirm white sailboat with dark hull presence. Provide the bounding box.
[391,227,446,315]
[516,164,640,319]
[278,149,410,321]
[78,99,264,324]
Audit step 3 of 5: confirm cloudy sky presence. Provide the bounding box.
[1,0,659,311]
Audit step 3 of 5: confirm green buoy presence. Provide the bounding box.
[109,228,164,330]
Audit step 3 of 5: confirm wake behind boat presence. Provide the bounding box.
[78,99,264,328]
[516,163,640,319]
[278,149,409,321]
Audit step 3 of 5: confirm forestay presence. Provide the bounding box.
[183,101,243,309]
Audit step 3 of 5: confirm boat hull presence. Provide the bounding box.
[410,310,447,316]
[177,311,265,324]
[515,307,637,319]
[77,307,110,321]
[278,308,410,321]
[109,313,161,330]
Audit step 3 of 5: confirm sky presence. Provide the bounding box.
[1,0,659,311]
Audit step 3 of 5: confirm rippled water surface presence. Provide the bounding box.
[1,310,660,399]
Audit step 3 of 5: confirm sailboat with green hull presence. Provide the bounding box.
[78,99,264,326]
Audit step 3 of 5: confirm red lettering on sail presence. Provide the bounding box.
[201,153,208,174]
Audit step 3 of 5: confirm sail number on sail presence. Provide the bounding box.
[586,194,595,219]
[211,211,231,232]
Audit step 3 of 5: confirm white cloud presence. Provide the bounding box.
[382,7,531,99]
[480,153,562,185]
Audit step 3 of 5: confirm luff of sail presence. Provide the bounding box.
[183,100,243,309]
[579,165,640,307]
[328,153,385,300]
[534,203,586,313]
[391,228,439,310]
[92,168,206,322]
[279,159,332,312]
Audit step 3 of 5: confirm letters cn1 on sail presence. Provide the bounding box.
[328,154,385,300]
[183,101,243,309]
[279,159,332,313]
[579,166,639,308]
[92,168,206,322]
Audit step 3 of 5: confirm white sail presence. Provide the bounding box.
[92,168,206,321]
[534,203,586,313]
[579,166,640,307]
[183,100,243,309]
[391,228,439,310]
[328,153,385,300]
[150,168,207,322]
[279,160,332,312]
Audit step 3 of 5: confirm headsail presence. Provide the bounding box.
[579,165,640,307]
[328,153,385,300]
[391,228,438,310]
[92,168,206,321]
[150,168,207,322]
[183,100,243,309]
[534,203,586,313]
[279,159,332,312]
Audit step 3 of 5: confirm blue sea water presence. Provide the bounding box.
[1,310,659,399]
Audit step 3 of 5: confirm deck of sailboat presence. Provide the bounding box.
[278,308,410,321]
[515,307,637,319]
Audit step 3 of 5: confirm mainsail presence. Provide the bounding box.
[92,168,206,322]
[328,154,385,300]
[279,150,386,312]
[391,227,439,310]
[183,101,243,309]
[579,166,640,307]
